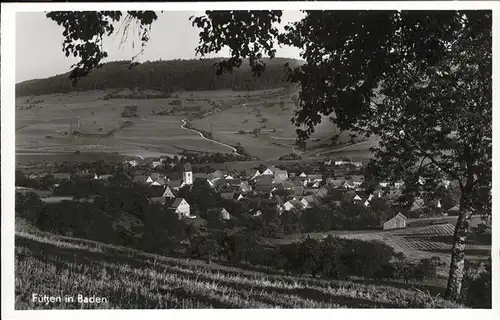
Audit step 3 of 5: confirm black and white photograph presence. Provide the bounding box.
[1,1,497,315]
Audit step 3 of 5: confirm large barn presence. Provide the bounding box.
[383,212,407,230]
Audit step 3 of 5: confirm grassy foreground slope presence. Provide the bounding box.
[15,227,461,309]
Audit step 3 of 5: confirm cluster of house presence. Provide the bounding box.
[19,157,458,230]
[122,161,415,228]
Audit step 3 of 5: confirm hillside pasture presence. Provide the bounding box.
[191,93,345,160]
[16,89,236,157]
[15,230,461,309]
[16,88,370,161]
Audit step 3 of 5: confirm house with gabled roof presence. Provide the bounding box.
[409,197,425,211]
[262,168,274,176]
[344,180,356,189]
[152,160,162,168]
[283,199,305,212]
[226,178,242,187]
[167,198,190,219]
[239,181,252,193]
[208,170,224,181]
[326,178,345,188]
[301,195,318,209]
[274,168,289,181]
[162,185,175,198]
[235,193,245,201]
[167,179,183,191]
[307,174,323,183]
[254,176,274,192]
[251,170,261,180]
[219,208,231,220]
[379,181,390,188]
[349,175,365,186]
[150,176,167,187]
[315,187,329,199]
[133,175,149,184]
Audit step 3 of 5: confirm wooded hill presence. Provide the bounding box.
[16,58,302,97]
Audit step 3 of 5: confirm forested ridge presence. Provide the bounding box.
[16,57,302,97]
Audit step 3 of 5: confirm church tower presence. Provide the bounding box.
[183,163,193,185]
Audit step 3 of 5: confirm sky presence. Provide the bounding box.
[15,11,304,83]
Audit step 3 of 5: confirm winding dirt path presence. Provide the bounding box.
[180,119,241,156]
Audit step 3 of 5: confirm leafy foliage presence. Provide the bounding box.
[46,11,158,83]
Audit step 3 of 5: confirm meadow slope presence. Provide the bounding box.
[15,229,461,309]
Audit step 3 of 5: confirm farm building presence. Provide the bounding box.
[383,213,407,230]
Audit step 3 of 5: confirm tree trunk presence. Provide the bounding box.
[445,190,472,301]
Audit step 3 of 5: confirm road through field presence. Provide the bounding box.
[180,119,241,156]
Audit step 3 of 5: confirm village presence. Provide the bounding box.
[17,154,461,234]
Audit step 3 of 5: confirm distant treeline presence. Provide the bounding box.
[16,58,301,97]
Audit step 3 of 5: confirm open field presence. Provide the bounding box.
[15,229,461,309]
[264,219,491,278]
[17,88,366,161]
[16,89,243,159]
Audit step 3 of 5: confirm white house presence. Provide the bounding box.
[169,198,190,219]
[152,161,162,168]
[183,163,193,185]
[262,168,274,176]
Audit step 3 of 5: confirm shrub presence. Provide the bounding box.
[121,105,139,118]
